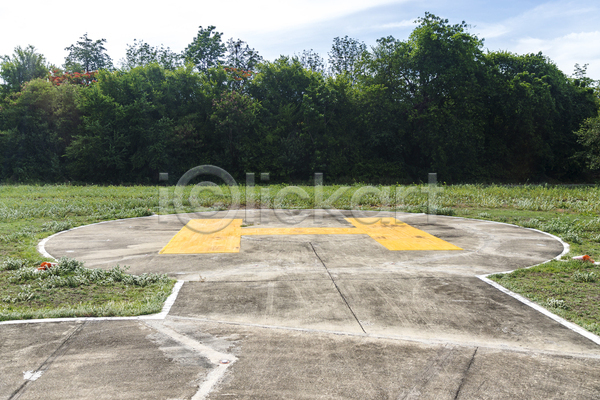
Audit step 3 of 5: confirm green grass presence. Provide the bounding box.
[1,183,600,333]
[489,260,600,335]
[0,257,173,321]
[0,185,175,321]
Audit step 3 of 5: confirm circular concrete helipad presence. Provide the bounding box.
[43,209,592,348]
[6,209,599,399]
[43,209,564,281]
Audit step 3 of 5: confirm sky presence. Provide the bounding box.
[1,0,599,79]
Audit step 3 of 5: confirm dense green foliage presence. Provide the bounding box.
[1,14,598,184]
[0,45,48,95]
[576,111,600,170]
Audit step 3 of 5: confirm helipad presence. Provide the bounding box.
[3,209,598,399]
[39,209,565,280]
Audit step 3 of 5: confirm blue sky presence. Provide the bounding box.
[1,0,599,79]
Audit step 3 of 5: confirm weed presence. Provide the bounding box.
[582,322,600,333]
[1,287,35,303]
[546,297,569,310]
[41,221,73,233]
[543,219,580,235]
[572,271,598,283]
[561,232,583,244]
[522,218,542,229]
[7,257,171,290]
[1,258,27,271]
[436,207,455,216]
[0,227,36,243]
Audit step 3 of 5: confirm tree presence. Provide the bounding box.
[224,38,262,71]
[184,26,226,71]
[248,57,329,178]
[484,51,598,180]
[361,13,488,181]
[328,36,367,80]
[65,64,215,182]
[575,113,600,170]
[572,63,597,89]
[64,33,113,73]
[121,39,182,70]
[0,79,81,181]
[0,45,48,94]
[210,90,261,171]
[48,69,98,86]
[294,49,325,73]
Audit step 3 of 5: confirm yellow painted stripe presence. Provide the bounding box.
[159,219,242,254]
[242,227,361,236]
[345,218,462,251]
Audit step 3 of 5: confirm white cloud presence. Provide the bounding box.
[514,31,600,78]
[470,1,600,78]
[473,1,596,41]
[380,19,418,29]
[474,23,510,39]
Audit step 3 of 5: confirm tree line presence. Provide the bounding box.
[1,13,599,184]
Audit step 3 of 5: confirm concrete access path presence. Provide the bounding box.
[2,210,600,399]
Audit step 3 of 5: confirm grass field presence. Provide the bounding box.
[1,183,599,334]
[0,185,173,321]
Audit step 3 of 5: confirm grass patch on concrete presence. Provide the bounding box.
[1,183,600,332]
[0,185,174,321]
[0,257,174,321]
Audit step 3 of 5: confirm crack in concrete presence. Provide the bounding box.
[8,322,86,400]
[399,344,458,400]
[309,242,366,334]
[453,347,478,400]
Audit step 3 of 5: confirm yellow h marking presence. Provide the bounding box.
[346,218,461,251]
[159,217,462,254]
[159,219,242,254]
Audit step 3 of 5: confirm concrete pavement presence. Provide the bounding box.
[1,210,599,399]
